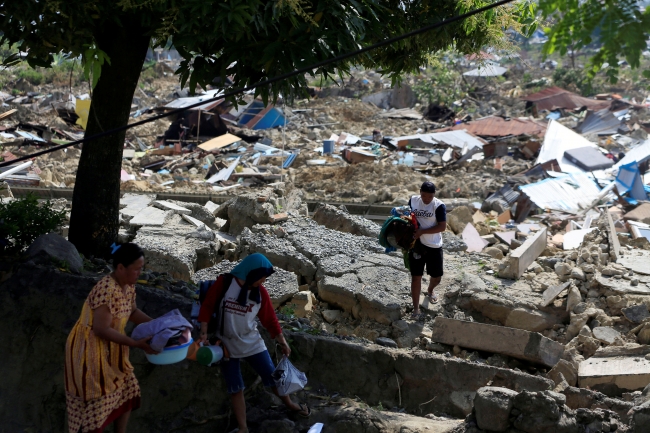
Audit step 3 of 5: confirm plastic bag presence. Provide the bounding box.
[271,356,308,396]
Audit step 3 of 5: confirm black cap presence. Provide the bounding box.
[420,181,436,193]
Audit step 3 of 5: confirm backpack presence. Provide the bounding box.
[190,273,235,334]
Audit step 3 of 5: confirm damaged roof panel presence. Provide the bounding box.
[519,172,603,214]
[522,86,610,112]
[389,130,486,150]
[439,116,547,137]
[537,120,600,173]
[574,107,630,136]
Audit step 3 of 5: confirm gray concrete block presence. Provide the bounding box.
[430,317,564,367]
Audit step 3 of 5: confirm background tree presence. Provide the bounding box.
[540,0,650,83]
[0,0,535,257]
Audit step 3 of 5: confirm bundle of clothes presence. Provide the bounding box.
[378,205,419,269]
[132,309,193,352]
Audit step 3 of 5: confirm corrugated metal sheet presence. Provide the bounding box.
[164,90,224,111]
[463,65,508,77]
[614,140,650,170]
[574,107,629,135]
[519,172,603,214]
[522,86,610,112]
[389,130,486,150]
[439,116,547,137]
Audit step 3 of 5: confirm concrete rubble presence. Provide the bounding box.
[8,43,650,433]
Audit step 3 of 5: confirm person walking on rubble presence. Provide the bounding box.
[197,253,310,433]
[409,181,447,318]
[65,243,157,433]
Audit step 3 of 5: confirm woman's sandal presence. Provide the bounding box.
[292,403,311,418]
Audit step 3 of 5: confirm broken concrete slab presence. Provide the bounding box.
[596,275,650,295]
[238,227,318,281]
[429,317,564,367]
[540,281,571,307]
[204,200,219,215]
[622,304,650,323]
[579,345,650,393]
[153,200,191,215]
[312,203,380,238]
[193,259,299,309]
[619,250,650,275]
[129,206,169,227]
[120,193,156,210]
[289,332,553,418]
[592,326,621,345]
[548,359,578,387]
[134,225,218,280]
[182,214,206,229]
[499,228,548,280]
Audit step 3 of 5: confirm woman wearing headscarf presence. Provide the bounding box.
[64,243,157,433]
[198,253,310,433]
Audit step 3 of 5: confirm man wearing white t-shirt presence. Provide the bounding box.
[409,181,447,318]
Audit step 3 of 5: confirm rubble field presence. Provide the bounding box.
[5,49,650,432]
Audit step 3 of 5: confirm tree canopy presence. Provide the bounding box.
[540,0,650,82]
[1,0,535,101]
[0,0,536,256]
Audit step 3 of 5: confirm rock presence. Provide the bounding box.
[484,247,504,260]
[442,232,468,252]
[494,243,509,254]
[548,359,578,387]
[290,291,316,318]
[375,337,398,348]
[512,391,577,433]
[592,327,621,345]
[322,309,342,324]
[447,206,474,234]
[25,233,84,274]
[638,324,650,345]
[566,286,582,312]
[570,267,586,281]
[474,386,519,432]
[312,203,380,238]
[608,306,650,323]
[555,262,572,276]
[632,400,650,433]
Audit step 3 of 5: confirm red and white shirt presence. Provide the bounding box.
[198,276,281,358]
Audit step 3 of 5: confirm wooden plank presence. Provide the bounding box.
[198,133,241,152]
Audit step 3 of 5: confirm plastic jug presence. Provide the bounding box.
[196,344,224,366]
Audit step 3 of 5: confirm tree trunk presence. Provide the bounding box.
[68,18,150,257]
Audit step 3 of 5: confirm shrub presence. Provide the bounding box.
[17,68,44,86]
[0,193,66,252]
